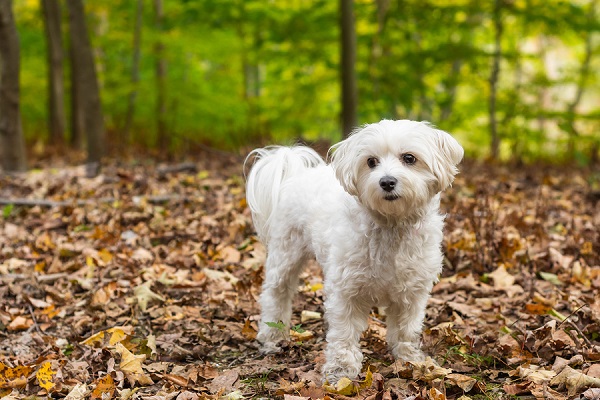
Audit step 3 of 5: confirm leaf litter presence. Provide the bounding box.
[0,157,599,399]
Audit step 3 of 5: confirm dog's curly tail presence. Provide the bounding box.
[244,145,324,241]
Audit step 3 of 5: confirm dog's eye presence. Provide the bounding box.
[367,157,379,169]
[402,153,417,165]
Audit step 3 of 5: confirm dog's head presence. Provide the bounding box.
[329,120,463,218]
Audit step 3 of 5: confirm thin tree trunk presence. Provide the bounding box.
[41,0,66,146]
[69,29,84,150]
[488,0,503,160]
[368,0,389,100]
[439,60,462,122]
[123,0,143,144]
[154,0,168,152]
[0,0,27,172]
[67,0,105,176]
[340,0,357,137]
[565,0,596,157]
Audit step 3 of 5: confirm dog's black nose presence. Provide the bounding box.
[379,176,397,192]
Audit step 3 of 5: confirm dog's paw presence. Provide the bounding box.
[258,341,283,354]
[391,341,426,362]
[322,365,360,386]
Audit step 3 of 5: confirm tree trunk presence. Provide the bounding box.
[41,0,66,146]
[0,0,27,172]
[68,29,84,150]
[565,0,596,158]
[67,0,105,175]
[154,0,168,152]
[488,0,503,161]
[340,0,357,137]
[123,0,143,144]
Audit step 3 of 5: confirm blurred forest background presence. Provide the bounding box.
[0,0,599,173]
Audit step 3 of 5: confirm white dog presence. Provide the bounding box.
[245,120,463,383]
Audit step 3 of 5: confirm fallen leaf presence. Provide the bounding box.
[290,329,315,341]
[64,383,89,400]
[36,362,56,392]
[411,358,452,382]
[91,374,115,399]
[0,363,32,389]
[207,369,240,394]
[324,369,373,396]
[113,343,153,386]
[550,366,600,396]
[447,373,477,392]
[429,387,446,400]
[300,310,322,322]
[133,281,165,312]
[283,395,310,400]
[241,319,257,340]
[7,316,33,331]
[517,365,556,384]
[583,388,600,399]
[539,271,563,286]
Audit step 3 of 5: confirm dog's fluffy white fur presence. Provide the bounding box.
[245,119,463,383]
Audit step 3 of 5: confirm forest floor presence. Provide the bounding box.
[0,153,599,400]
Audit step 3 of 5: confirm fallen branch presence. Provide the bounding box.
[0,195,188,208]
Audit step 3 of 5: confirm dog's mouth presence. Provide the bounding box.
[384,193,400,201]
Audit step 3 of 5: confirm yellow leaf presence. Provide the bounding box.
[0,362,32,389]
[114,343,153,386]
[581,241,594,255]
[108,327,130,345]
[323,369,373,396]
[34,260,46,272]
[98,248,113,263]
[309,283,323,292]
[86,255,95,267]
[80,330,105,346]
[324,377,357,396]
[80,326,133,346]
[36,362,56,391]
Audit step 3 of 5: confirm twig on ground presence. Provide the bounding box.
[27,304,43,335]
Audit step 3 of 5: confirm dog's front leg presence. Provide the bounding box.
[322,292,370,384]
[386,293,428,362]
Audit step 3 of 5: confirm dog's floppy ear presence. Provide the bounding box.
[328,131,361,197]
[428,126,464,192]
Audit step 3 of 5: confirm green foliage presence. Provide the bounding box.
[2,204,14,218]
[12,0,600,160]
[264,321,286,331]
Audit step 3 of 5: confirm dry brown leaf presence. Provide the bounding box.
[517,365,556,384]
[446,373,477,392]
[132,281,165,312]
[411,358,452,382]
[550,366,600,396]
[7,316,33,332]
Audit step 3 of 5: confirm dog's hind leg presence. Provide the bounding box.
[257,237,307,353]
